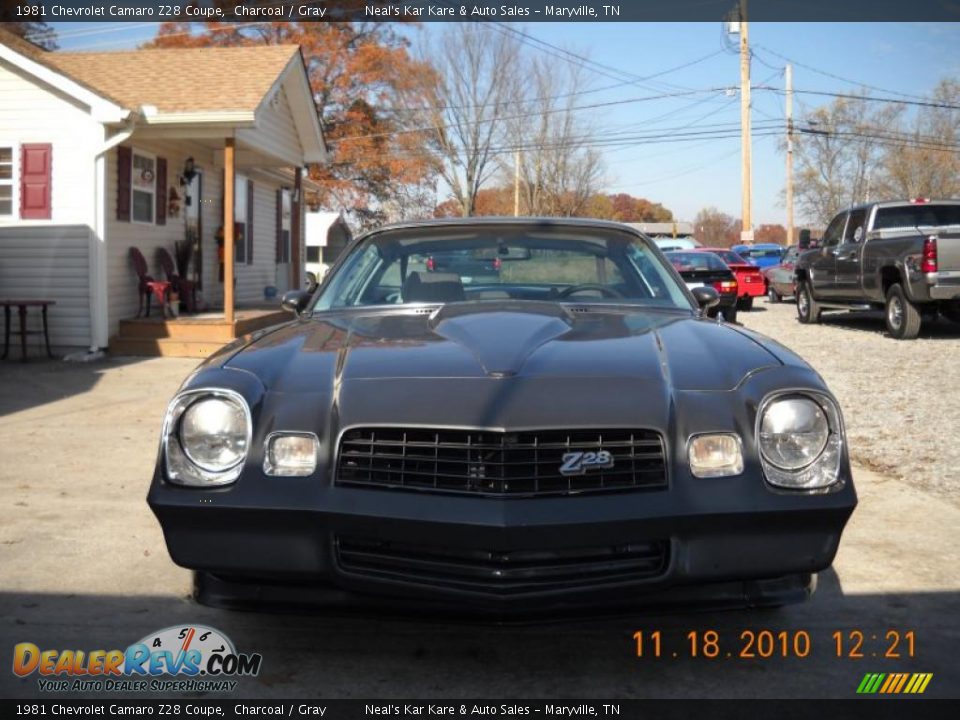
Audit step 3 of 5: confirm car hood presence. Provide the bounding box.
[225,302,780,395]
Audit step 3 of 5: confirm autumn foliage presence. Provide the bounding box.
[144,21,438,227]
[434,186,674,222]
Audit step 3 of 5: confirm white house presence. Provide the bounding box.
[304,210,352,285]
[0,29,326,356]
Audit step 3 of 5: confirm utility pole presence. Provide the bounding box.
[738,0,753,243]
[513,150,521,217]
[785,63,794,246]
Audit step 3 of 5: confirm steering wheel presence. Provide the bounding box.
[557,283,625,299]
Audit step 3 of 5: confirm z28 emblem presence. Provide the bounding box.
[559,450,615,476]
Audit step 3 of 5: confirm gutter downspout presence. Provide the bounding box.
[89,114,136,352]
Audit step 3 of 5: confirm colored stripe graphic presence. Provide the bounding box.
[857,673,932,694]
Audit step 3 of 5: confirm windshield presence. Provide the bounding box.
[710,250,748,265]
[666,251,728,271]
[736,246,782,259]
[874,204,960,229]
[313,225,692,311]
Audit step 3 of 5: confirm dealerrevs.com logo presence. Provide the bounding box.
[12,625,261,693]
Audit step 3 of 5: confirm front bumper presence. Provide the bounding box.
[148,466,856,614]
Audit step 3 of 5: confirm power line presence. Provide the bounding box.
[757,86,960,111]
[752,43,933,103]
[329,88,732,144]
[490,22,706,96]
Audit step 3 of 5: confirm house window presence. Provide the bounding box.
[235,174,248,264]
[0,146,12,216]
[278,188,291,264]
[131,151,156,224]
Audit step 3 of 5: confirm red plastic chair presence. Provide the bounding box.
[129,247,171,318]
[157,247,197,314]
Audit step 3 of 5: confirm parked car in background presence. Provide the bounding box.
[148,218,856,614]
[652,236,699,252]
[426,248,502,282]
[764,245,800,303]
[732,243,785,270]
[794,199,960,339]
[665,250,739,323]
[694,247,765,311]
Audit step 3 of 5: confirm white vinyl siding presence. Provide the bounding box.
[233,176,284,306]
[0,225,92,349]
[238,86,303,166]
[0,145,13,216]
[0,58,101,227]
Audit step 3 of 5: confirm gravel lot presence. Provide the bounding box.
[740,301,960,504]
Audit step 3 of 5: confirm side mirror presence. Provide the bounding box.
[690,286,720,310]
[281,289,311,316]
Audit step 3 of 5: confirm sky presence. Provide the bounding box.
[47,21,960,227]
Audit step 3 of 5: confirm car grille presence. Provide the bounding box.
[335,537,669,594]
[335,427,667,496]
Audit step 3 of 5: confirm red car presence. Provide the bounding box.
[692,247,766,311]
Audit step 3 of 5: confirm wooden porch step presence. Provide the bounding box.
[117,318,238,342]
[111,309,290,358]
[108,336,228,359]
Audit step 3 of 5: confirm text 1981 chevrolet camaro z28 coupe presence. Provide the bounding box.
[148,219,856,616]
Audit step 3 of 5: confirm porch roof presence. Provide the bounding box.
[0,29,327,164]
[50,45,300,114]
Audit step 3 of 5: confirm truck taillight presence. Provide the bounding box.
[426,257,435,271]
[713,280,738,293]
[921,236,938,273]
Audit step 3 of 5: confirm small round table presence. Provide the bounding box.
[1,299,56,361]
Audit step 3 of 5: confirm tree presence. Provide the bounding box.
[602,193,673,222]
[503,55,604,217]
[419,23,521,217]
[434,186,514,217]
[792,94,902,226]
[754,224,787,245]
[144,22,439,229]
[0,22,57,50]
[694,207,740,247]
[877,79,960,199]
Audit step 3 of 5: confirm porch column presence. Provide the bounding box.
[290,167,302,290]
[223,137,235,324]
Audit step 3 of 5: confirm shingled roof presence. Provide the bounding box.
[49,45,302,114]
[0,28,302,114]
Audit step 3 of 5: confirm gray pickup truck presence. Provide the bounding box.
[794,199,960,339]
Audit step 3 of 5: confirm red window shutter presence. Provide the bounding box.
[247,179,254,264]
[117,146,131,222]
[20,143,52,220]
[156,157,167,226]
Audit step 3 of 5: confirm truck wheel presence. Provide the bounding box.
[885,284,922,340]
[796,282,821,324]
[737,296,754,311]
[767,286,782,304]
[722,307,738,324]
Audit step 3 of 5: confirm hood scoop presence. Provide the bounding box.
[431,305,573,377]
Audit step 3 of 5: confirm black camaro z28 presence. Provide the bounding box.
[148,218,857,615]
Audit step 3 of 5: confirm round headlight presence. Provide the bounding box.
[759,397,829,470]
[179,397,249,472]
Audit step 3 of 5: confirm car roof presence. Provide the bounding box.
[362,216,654,237]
